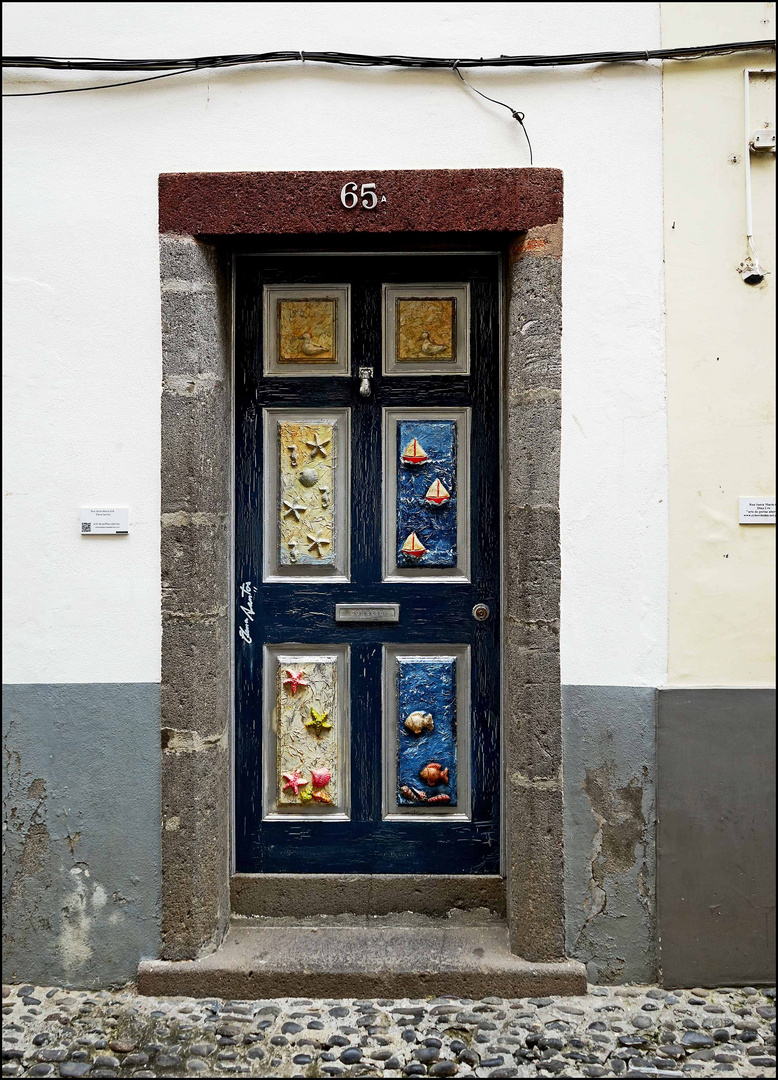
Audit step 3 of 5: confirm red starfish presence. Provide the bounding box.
[282,769,306,796]
[283,668,308,695]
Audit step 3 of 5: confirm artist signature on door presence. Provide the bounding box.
[238,581,257,644]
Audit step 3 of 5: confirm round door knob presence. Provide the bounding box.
[472,603,490,622]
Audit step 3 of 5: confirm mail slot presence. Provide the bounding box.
[335,603,400,623]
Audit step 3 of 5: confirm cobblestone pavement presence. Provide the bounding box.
[2,984,776,1079]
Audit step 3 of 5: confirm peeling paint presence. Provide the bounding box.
[161,726,228,754]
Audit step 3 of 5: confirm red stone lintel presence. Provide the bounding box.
[159,168,562,236]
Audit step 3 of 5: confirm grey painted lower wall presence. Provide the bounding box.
[563,685,657,984]
[3,681,774,990]
[657,688,776,988]
[2,684,161,988]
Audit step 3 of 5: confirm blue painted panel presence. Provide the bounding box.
[397,657,457,806]
[396,420,457,568]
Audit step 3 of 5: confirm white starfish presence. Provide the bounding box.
[305,432,331,459]
[306,533,331,556]
[282,499,306,521]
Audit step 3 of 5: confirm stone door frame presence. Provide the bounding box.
[158,169,564,963]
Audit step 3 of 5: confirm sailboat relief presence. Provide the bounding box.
[396,420,457,568]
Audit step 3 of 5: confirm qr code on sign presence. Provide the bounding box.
[81,522,91,533]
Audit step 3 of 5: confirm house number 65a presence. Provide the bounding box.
[340,182,385,210]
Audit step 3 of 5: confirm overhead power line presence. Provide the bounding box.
[2,40,775,97]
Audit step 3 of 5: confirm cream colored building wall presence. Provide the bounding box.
[662,2,776,686]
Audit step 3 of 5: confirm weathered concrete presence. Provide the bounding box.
[159,168,563,236]
[138,916,586,999]
[563,685,657,985]
[2,683,161,987]
[231,874,506,918]
[504,227,564,962]
[159,234,232,960]
[658,688,776,988]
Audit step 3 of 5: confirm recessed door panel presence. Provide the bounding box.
[236,252,501,875]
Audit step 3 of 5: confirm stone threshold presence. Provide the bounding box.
[138,916,586,999]
[230,873,506,918]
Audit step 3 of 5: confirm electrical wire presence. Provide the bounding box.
[454,66,533,163]
[2,40,775,98]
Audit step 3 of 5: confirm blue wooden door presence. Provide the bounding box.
[235,252,501,874]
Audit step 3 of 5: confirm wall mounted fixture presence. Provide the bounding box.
[739,68,776,286]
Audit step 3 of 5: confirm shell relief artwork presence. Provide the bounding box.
[396,420,457,568]
[279,421,336,566]
[276,657,338,808]
[396,657,457,807]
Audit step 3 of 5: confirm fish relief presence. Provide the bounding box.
[404,710,434,736]
[401,438,428,465]
[419,762,449,786]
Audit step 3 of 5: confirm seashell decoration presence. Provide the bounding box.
[419,762,449,786]
[399,784,428,802]
[310,767,331,788]
[404,710,434,736]
[428,793,451,804]
[299,467,319,487]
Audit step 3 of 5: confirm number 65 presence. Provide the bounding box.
[340,182,378,210]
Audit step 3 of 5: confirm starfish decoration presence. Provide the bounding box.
[305,432,331,459]
[282,499,306,521]
[307,533,331,557]
[282,769,306,796]
[304,707,332,736]
[283,668,308,695]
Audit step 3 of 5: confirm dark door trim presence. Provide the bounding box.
[158,169,564,963]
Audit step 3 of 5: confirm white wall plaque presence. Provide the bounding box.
[738,497,776,524]
[80,507,129,535]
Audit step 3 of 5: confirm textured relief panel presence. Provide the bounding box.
[396,298,456,362]
[279,421,336,567]
[263,285,350,377]
[278,298,336,363]
[397,419,457,568]
[397,657,458,807]
[275,655,339,808]
[383,284,469,375]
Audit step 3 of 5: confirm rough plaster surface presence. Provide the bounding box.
[662,3,776,685]
[562,685,657,985]
[2,2,665,688]
[1,683,161,987]
[658,688,776,988]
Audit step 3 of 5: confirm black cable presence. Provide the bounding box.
[455,66,533,164]
[3,66,201,97]
[1,40,774,98]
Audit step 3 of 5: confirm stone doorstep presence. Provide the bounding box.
[137,919,586,999]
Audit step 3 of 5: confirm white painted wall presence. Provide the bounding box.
[2,1,666,686]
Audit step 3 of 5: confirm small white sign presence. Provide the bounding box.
[739,497,776,524]
[80,507,129,535]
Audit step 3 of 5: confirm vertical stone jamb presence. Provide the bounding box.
[504,222,565,960]
[159,235,232,959]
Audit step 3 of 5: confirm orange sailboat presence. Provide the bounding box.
[425,479,450,505]
[402,438,428,464]
[401,532,427,557]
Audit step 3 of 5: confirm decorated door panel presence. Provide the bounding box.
[235,253,500,874]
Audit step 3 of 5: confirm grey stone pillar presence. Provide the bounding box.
[504,224,565,960]
[159,235,232,960]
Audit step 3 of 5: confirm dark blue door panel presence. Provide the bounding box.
[235,253,501,874]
